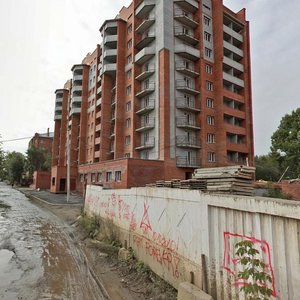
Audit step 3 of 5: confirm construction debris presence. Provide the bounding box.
[193,165,255,196]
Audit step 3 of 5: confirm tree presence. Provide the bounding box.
[26,146,51,177]
[5,152,25,184]
[0,135,6,180]
[255,155,280,181]
[271,108,300,179]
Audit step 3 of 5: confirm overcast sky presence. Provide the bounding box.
[0,0,299,155]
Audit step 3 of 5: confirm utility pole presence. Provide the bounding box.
[66,127,70,203]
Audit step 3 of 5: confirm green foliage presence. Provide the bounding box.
[255,155,280,181]
[5,151,25,184]
[0,136,6,180]
[26,146,51,176]
[235,240,273,299]
[271,108,300,179]
[136,261,151,275]
[78,214,101,238]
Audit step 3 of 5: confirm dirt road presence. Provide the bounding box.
[0,182,108,300]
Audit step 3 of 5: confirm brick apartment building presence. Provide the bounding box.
[51,0,254,193]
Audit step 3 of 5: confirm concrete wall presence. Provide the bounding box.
[85,185,300,299]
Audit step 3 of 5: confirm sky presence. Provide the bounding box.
[0,0,299,155]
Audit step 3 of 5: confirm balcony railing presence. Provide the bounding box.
[135,64,155,81]
[135,136,155,150]
[176,156,200,168]
[176,97,200,112]
[136,117,155,132]
[176,136,200,148]
[136,99,155,114]
[176,116,200,129]
[136,31,155,50]
[174,9,198,28]
[175,61,199,77]
[174,0,199,13]
[136,16,155,34]
[176,79,200,95]
[174,26,198,45]
[136,81,155,98]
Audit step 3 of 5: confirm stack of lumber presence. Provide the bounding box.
[153,179,207,190]
[180,179,207,190]
[193,165,255,196]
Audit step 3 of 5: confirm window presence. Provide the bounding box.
[91,173,96,182]
[204,31,211,42]
[127,54,132,64]
[127,69,132,79]
[106,171,112,182]
[125,135,131,145]
[126,118,131,128]
[52,177,55,186]
[204,16,211,26]
[206,80,213,91]
[206,98,214,108]
[127,39,132,49]
[127,24,132,34]
[205,64,213,74]
[126,101,131,112]
[80,174,84,182]
[205,47,212,58]
[115,171,121,182]
[126,85,131,96]
[208,152,216,162]
[207,133,215,143]
[207,115,215,125]
[97,172,102,182]
[203,4,211,10]
[125,153,130,158]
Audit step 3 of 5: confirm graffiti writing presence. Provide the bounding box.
[140,202,152,235]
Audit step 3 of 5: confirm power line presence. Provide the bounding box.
[0,136,32,143]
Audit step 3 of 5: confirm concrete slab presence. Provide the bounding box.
[177,282,213,300]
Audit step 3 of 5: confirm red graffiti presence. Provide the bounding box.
[223,232,276,297]
[130,213,137,231]
[152,231,179,252]
[145,240,180,278]
[140,202,152,235]
[133,235,143,248]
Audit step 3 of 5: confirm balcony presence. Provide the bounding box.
[55,96,63,104]
[136,31,155,50]
[223,72,244,88]
[136,16,155,34]
[94,151,100,158]
[104,35,117,48]
[94,137,101,145]
[96,98,102,107]
[223,40,243,59]
[102,63,116,74]
[95,124,101,132]
[70,107,81,115]
[72,96,82,104]
[72,65,83,72]
[176,156,200,168]
[223,56,244,73]
[223,24,243,43]
[175,44,200,61]
[135,47,155,65]
[136,136,155,150]
[136,81,155,98]
[98,63,102,71]
[174,9,198,28]
[135,0,155,18]
[175,61,199,77]
[97,74,101,82]
[176,117,200,130]
[72,85,82,93]
[136,99,155,114]
[111,96,116,106]
[174,26,199,45]
[103,20,117,35]
[176,97,200,112]
[136,117,155,132]
[73,74,83,82]
[97,86,102,95]
[174,0,199,13]
[176,79,200,95]
[54,113,62,121]
[103,49,117,63]
[176,136,200,148]
[135,64,155,81]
